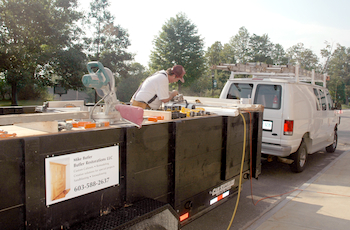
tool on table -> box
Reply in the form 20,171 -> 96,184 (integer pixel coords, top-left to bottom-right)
0,129 -> 17,138
82,62 -> 144,128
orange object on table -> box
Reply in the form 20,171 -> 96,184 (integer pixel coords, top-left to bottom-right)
84,123 -> 96,129
148,117 -> 158,122
0,133 -> 17,138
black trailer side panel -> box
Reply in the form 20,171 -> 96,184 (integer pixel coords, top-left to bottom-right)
125,123 -> 172,205
252,112 -> 263,178
224,112 -> 262,180
224,114 -> 250,180
23,128 -> 126,229
0,111 -> 262,229
0,139 -> 25,230
174,116 -> 223,208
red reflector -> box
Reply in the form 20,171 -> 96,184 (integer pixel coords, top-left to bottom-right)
284,120 -> 294,135
217,194 -> 223,201
180,212 -> 189,222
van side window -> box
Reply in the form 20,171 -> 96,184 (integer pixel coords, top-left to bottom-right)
254,84 -> 282,109
319,89 -> 327,110
313,88 -> 321,111
326,91 -> 333,110
226,83 -> 253,99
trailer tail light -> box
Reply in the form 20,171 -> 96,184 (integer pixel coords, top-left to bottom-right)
284,120 -> 294,135
180,212 -> 189,222
209,190 -> 230,205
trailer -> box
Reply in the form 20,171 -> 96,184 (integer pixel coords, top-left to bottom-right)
0,63 -> 263,229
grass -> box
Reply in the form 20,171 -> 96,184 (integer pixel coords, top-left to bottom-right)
0,100 -> 45,106
341,104 -> 350,109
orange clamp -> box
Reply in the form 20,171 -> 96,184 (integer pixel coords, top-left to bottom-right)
84,122 -> 96,129
0,133 -> 17,138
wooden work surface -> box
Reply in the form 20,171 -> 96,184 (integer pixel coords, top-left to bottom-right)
0,125 -> 49,138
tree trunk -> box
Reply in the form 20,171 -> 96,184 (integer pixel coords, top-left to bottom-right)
178,82 -> 182,92
11,83 -> 18,106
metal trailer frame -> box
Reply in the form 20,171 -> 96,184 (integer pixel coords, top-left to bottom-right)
0,112 -> 262,229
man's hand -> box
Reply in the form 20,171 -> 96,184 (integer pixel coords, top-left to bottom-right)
170,90 -> 178,99
161,90 -> 179,103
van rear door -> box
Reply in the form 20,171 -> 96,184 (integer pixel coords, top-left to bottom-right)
254,84 -> 283,145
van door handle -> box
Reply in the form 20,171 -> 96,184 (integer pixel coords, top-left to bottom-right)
272,133 -> 278,136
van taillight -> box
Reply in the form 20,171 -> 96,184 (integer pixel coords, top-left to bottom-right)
284,120 -> 294,135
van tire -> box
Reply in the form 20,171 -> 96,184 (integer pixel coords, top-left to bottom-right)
326,129 -> 338,153
290,141 -> 307,173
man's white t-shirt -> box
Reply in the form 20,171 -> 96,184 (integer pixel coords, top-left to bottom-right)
133,70 -> 169,109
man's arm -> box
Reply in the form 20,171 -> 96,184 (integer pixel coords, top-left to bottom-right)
161,90 -> 178,103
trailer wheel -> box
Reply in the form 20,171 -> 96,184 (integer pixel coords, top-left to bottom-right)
290,141 -> 307,173
326,129 -> 337,153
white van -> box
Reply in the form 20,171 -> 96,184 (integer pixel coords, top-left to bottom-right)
217,64 -> 339,172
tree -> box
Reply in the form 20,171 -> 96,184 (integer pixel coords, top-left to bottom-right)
149,13 -> 205,89
0,0 -> 83,105
205,41 -> 231,96
271,43 -> 288,65
286,43 -> 319,70
320,41 -> 334,73
50,46 -> 87,91
228,27 -> 250,63
84,0 -> 133,78
221,43 -> 236,64
206,41 -> 224,66
326,44 -> 350,104
248,33 -> 273,64
116,62 -> 148,102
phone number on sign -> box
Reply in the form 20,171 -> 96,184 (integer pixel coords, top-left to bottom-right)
74,178 -> 110,192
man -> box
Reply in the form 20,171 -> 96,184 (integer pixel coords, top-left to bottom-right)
131,65 -> 186,109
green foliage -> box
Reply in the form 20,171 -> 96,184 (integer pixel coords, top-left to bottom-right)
249,33 -> 273,64
206,42 -> 225,66
326,44 -> 350,104
0,73 -> 10,100
149,13 -> 206,87
228,27 -> 250,63
84,0 -> 133,78
51,46 -> 87,91
116,62 -> 148,102
0,0 -> 83,105
224,27 -> 285,65
286,43 -> 319,70
271,44 -> 289,65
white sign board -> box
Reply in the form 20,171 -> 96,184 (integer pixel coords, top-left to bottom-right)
45,145 -> 119,206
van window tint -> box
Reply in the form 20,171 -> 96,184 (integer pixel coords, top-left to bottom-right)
313,88 -> 321,111
326,91 -> 333,110
226,83 -> 253,99
319,89 -> 327,110
254,84 -> 282,109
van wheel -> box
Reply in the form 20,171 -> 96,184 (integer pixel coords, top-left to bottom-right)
326,129 -> 337,153
290,141 -> 307,173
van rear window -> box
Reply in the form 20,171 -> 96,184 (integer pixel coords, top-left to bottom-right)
254,84 -> 282,109
226,83 -> 253,99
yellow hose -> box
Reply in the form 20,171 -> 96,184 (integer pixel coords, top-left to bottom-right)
226,113 -> 246,230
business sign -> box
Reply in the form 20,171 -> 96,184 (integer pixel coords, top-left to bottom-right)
45,145 -> 119,206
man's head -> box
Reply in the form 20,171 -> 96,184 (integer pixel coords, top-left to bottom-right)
168,65 -> 186,83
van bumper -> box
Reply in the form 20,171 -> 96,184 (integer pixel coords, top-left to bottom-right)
261,143 -> 292,157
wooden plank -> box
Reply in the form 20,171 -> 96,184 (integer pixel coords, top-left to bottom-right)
15,121 -> 58,133
0,125 -> 48,137
0,111 -> 89,125
143,110 -> 172,121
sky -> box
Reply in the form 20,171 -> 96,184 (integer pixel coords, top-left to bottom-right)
80,0 -> 350,67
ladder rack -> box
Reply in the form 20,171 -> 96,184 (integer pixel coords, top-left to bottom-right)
211,63 -> 327,86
